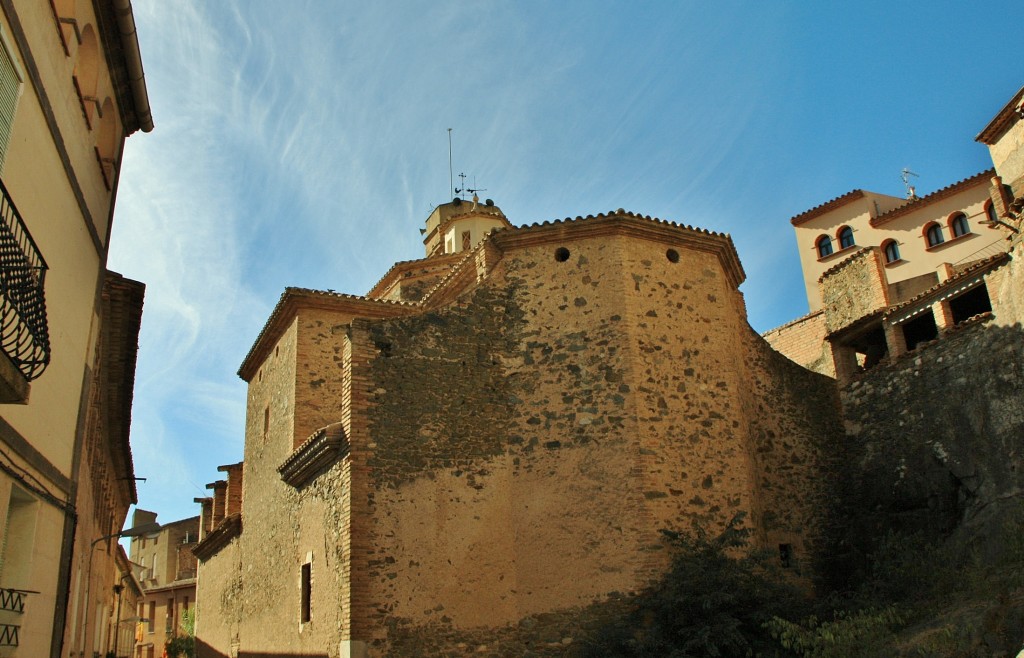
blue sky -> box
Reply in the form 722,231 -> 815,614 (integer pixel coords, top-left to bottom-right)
108,0 -> 1022,525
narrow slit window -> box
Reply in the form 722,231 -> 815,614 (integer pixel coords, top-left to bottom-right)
300,562 -> 311,623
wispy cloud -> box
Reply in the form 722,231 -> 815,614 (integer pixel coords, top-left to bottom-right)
109,0 -> 1022,522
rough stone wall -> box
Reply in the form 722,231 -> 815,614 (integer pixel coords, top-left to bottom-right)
835,245 -> 1024,549
739,330 -> 841,564
294,310 -> 354,448
194,535 -> 243,658
820,248 -> 889,333
837,315 -> 1024,542
762,311 -> 834,376
199,319 -> 301,656
196,228 -> 842,658
347,233 -> 836,655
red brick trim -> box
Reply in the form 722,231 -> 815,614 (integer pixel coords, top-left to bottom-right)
278,423 -> 348,488
192,514 -> 241,562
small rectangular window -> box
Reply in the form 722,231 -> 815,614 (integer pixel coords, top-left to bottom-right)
148,601 -> 155,632
300,562 -> 311,623
165,597 -> 173,633
779,543 -> 793,568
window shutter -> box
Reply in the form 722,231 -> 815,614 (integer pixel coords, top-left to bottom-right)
0,35 -> 22,168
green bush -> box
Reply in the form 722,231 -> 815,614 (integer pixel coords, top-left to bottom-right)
582,513 -> 807,657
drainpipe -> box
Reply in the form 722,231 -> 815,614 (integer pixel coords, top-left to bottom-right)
111,0 -> 154,133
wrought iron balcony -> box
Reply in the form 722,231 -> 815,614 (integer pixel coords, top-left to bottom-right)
0,588 -> 26,613
0,587 -> 31,649
0,178 -> 49,381
0,623 -> 17,647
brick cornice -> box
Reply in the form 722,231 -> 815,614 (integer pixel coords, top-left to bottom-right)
192,513 -> 241,562
278,423 -> 348,489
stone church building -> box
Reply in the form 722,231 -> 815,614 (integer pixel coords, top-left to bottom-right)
191,85 -> 1024,657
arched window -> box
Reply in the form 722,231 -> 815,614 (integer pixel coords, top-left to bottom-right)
816,235 -> 833,258
925,223 -> 944,248
882,240 -> 900,263
949,212 -> 970,238
985,201 -> 999,225
838,226 -> 855,249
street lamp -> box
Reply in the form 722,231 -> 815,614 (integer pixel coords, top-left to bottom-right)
81,522 -> 161,656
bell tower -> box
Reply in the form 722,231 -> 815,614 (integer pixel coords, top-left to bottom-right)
422,195 -> 512,258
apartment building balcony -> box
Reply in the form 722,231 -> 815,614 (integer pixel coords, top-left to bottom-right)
0,178 -> 49,402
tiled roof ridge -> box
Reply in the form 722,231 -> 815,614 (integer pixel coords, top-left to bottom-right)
366,254 -> 460,299
281,286 -> 414,306
883,252 -> 1010,315
761,309 -> 824,336
816,247 -> 875,283
976,86 -> 1024,145
518,208 -> 732,239
416,237 -> 489,306
790,190 -> 866,226
870,169 -> 994,227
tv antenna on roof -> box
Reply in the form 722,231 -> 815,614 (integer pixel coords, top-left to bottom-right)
467,174 -> 486,197
447,129 -> 454,199
900,168 -> 919,200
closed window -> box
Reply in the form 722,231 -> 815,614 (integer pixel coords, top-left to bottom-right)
883,240 -> 900,263
0,27 -> 24,169
816,235 -> 833,258
838,226 -> 855,249
925,223 -> 944,247
985,201 -> 999,225
950,213 -> 970,238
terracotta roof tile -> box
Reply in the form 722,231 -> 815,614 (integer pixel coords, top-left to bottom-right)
976,86 -> 1024,145
790,190 -> 866,226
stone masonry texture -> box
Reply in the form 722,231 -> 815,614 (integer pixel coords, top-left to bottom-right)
194,216 -> 846,658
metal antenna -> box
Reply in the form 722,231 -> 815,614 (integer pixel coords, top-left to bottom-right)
447,128 -> 454,199
455,172 -> 467,199
900,168 -> 919,200
467,175 -> 486,196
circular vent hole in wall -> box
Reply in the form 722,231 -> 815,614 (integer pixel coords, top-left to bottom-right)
666,248 -> 680,263
555,247 -> 570,262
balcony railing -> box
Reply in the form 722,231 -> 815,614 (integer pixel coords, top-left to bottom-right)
0,587 -> 33,648
0,178 -> 49,380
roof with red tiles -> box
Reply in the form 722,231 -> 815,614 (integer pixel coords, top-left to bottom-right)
869,170 -> 994,227
976,86 -> 1024,145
